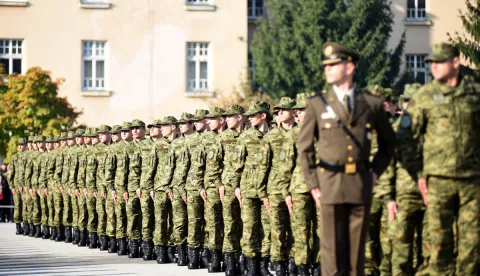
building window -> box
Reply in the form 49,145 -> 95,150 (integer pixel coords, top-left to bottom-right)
248,0 -> 265,19
187,42 -> 210,92
82,41 -> 106,91
407,0 -> 426,20
406,54 -> 428,84
0,39 -> 23,75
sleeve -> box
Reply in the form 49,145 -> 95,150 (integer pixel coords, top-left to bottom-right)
104,152 -> 116,191
298,100 -> 320,191
141,147 -> 156,192
54,153 -> 63,186
256,139 -> 271,199
172,147 -> 189,196
24,159 -> 33,189
69,153 -> 79,189
371,103 -> 396,178
282,137 -> 296,198
232,141 -> 246,190
407,96 -> 426,179
77,155 -> 87,189
376,155 -> 396,202
38,158 -> 48,189
86,156 -> 98,191
7,155 -> 15,188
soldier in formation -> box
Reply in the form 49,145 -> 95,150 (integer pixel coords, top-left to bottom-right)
6,42 -> 480,276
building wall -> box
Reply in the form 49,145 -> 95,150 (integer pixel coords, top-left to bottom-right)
0,0 -> 248,126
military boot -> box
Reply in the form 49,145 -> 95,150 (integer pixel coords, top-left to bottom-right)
89,232 -> 98,249
224,252 -> 236,276
246,256 -> 259,276
72,228 -> 79,245
208,250 -> 222,273
188,247 -> 200,269
50,227 -> 56,241
34,225 -> 42,238
100,236 -> 109,251
297,265 -> 310,276
55,226 -> 64,242
143,239 -> 154,261
129,239 -> 140,258
167,246 -> 178,263
156,245 -> 169,264
108,237 -> 118,253
15,223 -> 22,235
238,253 -> 247,276
64,226 -> 72,243
117,237 -> 127,255
78,230 -> 87,247
288,258 -> 297,276
260,257 -> 273,276
311,263 -> 321,276
23,222 -> 29,236
177,244 -> 188,266
275,261 -> 287,276
42,226 -> 50,239
201,248 -> 211,269
29,224 -> 35,237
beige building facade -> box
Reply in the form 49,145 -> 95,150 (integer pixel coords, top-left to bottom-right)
0,0 -> 469,126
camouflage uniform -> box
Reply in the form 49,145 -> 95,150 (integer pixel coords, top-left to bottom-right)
68,129 -> 84,239
85,128 -> 99,239
61,132 -> 75,231
138,136 -> 155,247
21,141 -> 33,232
45,137 -> 57,233
53,133 -> 67,233
7,139 -> 26,226
407,43 -> 480,276
37,138 -> 50,232
94,126 -> 111,244
104,125 -> 122,242
29,138 -> 43,228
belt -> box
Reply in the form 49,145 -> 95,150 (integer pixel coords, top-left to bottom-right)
319,160 -> 370,174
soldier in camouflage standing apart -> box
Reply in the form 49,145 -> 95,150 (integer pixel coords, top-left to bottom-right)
151,116 -> 177,264
264,97 -> 297,276
235,101 -> 273,276
406,43 -> 480,275
202,107 -> 227,273
53,132 -> 67,241
104,125 -> 122,253
69,129 -> 85,245
284,93 -> 320,276
220,104 -> 245,276
8,138 -> 27,235
390,83 -> 429,275
171,113 -> 194,266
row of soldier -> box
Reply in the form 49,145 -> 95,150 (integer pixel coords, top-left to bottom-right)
6,84 -> 427,276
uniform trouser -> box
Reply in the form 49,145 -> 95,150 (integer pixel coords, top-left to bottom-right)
291,193 -> 316,265
365,197 -> 391,275
241,198 -> 270,258
71,192 -> 79,229
47,188 -> 54,227
77,191 -> 88,231
22,191 -> 30,224
126,192 -> 141,240
187,192 -> 204,248
31,190 -> 41,225
106,191 -> 117,237
97,191 -> 107,236
392,197 -> 428,276
172,194 -> 187,245
13,189 -> 23,223
269,194 -> 289,262
222,193 -> 242,253
204,188 -> 224,251
53,189 -> 63,227
426,176 -> 480,275
140,192 -> 154,240
115,192 -> 127,239
86,190 -> 97,233
62,191 -> 72,227
40,189 -> 48,226
321,203 -> 370,276
154,191 -> 172,246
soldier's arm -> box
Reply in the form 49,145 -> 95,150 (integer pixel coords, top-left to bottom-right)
256,140 -> 271,199
231,141 -> 246,190
86,157 -> 97,191
104,152 -> 116,191
54,154 -> 63,187
377,155 -> 396,202
173,147 -> 189,196
77,155 -> 87,190
24,159 -> 33,189
407,96 -> 426,179
7,155 -> 15,189
127,151 -> 141,192
69,154 -> 79,189
38,159 -> 47,189
141,147 -> 156,192
282,138 -> 296,198
298,100 -> 320,191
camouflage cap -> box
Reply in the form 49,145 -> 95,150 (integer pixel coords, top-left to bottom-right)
322,42 -> 360,65
17,137 -> 27,145
160,116 -> 178,125
110,125 -> 122,134
67,131 -> 76,139
426,42 -> 460,63
205,107 -> 225,118
120,121 -> 132,131
74,128 -> 85,137
223,104 -> 245,116
59,132 -> 68,140
274,97 -> 296,110
45,135 -> 54,143
244,101 -> 271,117
89,127 -> 100,136
147,119 -> 163,128
28,135 -> 35,143
177,112 -> 195,124
402,83 -> 422,100
130,119 -> 145,128
97,124 -> 112,134
192,109 -> 209,121
83,128 -> 92,137
35,135 -> 46,142
53,135 -> 60,143
370,85 -> 396,102
293,93 -> 308,109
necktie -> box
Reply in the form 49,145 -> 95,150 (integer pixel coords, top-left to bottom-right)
343,94 -> 352,115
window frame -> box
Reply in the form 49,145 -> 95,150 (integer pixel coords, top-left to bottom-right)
186,42 -> 211,93
406,54 -> 428,84
186,0 -> 212,5
248,0 -> 265,20
81,40 -> 107,92
0,39 -> 24,75
407,0 -> 427,21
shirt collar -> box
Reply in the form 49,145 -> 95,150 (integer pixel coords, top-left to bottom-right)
333,85 -> 354,102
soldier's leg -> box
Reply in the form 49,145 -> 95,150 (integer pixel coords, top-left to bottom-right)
456,177 -> 480,275
106,191 -> 116,239
22,191 -> 31,234
312,203 -> 322,270
53,189 -> 63,228
364,197 -> 382,274
71,193 -> 79,230
140,193 -> 154,240
415,206 -> 429,275
126,192 -> 141,238
222,194 -> 241,253
154,192 -> 171,247
379,202 -> 393,276
205,188 -> 223,251
62,192 -> 72,227
32,191 -> 41,226
96,193 -> 107,236
39,191 -> 48,236
86,190 -> 97,234
47,188 -> 54,228
172,194 -> 187,246
115,194 -> 127,239
77,193 -> 87,232
291,193 -> 314,266
13,189 -> 23,224
187,192 -> 204,249
269,194 -> 288,265
241,198 -> 262,258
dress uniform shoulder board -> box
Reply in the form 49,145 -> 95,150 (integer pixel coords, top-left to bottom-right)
308,90 -> 325,99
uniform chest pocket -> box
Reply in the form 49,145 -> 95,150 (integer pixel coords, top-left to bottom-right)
319,119 -> 339,145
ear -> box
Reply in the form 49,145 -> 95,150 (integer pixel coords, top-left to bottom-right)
171,125 -> 176,130
346,62 -> 356,75
452,57 -> 461,70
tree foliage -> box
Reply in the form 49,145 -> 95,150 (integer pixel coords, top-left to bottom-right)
251,0 -> 405,99
0,67 -> 81,160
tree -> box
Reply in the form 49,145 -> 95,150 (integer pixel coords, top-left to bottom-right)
0,67 -> 81,161
251,0 -> 405,99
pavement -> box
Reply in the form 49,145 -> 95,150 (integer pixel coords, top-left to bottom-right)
0,223 -> 212,276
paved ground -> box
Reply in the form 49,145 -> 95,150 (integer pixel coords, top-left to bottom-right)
0,223 -> 212,276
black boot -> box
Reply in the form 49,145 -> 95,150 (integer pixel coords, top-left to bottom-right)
288,258 -> 297,276
89,232 -> 98,249
78,230 -> 87,247
239,254 -> 247,276
29,224 -> 35,237
55,226 -> 64,242
201,248 -> 211,269
297,264 -> 310,276
311,263 -> 321,276
72,228 -> 79,244
177,244 -> 188,266
143,239 -> 154,261
188,247 -> 200,269
108,237 -> 117,253
100,236 -> 109,251
15,223 -> 22,235
118,237 -> 127,255
156,245 -> 169,264
224,252 -> 236,276
50,227 -> 56,240
275,261 -> 287,276
64,226 -> 72,243
42,226 -> 50,239
167,246 -> 178,263
128,239 -> 140,258
23,222 -> 29,236
260,257 -> 273,276
247,257 -> 259,276
34,225 -> 42,238
208,250 -> 222,273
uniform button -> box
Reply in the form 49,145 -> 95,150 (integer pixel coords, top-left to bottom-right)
319,168 -> 325,173
348,157 -> 353,162
366,123 -> 371,129
347,125 -> 352,129
347,145 -> 353,151
346,136 -> 350,140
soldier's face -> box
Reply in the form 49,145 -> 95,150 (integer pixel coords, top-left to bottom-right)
75,136 -> 84,145
161,125 -> 175,137
32,143 -> 38,150
54,142 -> 60,149
67,139 -> 75,146
207,117 -> 221,131
99,133 -> 110,143
37,142 -> 45,149
296,109 -> 306,124
226,114 -> 242,129
92,137 -> 100,144
402,100 -> 409,111
132,127 -> 145,139
112,133 -> 121,143
431,57 -> 460,82
27,143 -> 32,150
121,130 -> 132,141
194,120 -> 206,132
179,123 -> 193,134
325,61 -> 354,85
248,113 -> 266,127
84,137 -> 91,144
150,126 -> 161,138
60,140 -> 67,147
277,109 -> 294,123
18,144 -> 26,152
46,142 -> 53,150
